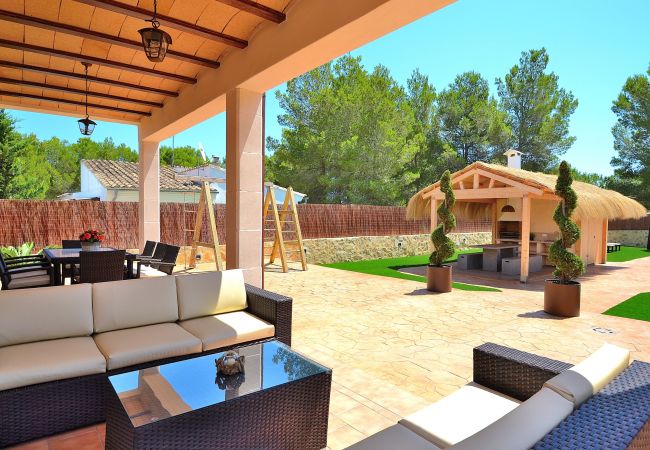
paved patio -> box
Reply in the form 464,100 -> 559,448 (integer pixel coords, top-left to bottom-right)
10,256 -> 650,449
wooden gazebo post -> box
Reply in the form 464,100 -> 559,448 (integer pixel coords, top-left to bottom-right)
520,194 -> 531,283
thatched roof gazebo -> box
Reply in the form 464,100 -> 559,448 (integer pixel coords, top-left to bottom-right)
407,160 -> 647,282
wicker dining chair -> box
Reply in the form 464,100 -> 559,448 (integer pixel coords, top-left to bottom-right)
61,240 -> 82,282
78,250 -> 126,284
61,240 -> 82,249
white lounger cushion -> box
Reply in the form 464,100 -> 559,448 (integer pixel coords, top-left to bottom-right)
93,323 -> 202,370
179,311 -> 275,351
451,387 -> 573,450
543,343 -> 630,407
175,270 -> 247,320
0,337 -> 106,391
399,383 -> 520,448
347,424 -> 442,450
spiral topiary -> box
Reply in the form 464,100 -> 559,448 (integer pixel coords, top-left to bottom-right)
548,161 -> 585,283
429,170 -> 456,266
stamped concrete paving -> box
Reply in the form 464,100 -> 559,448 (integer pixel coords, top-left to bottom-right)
11,257 -> 650,450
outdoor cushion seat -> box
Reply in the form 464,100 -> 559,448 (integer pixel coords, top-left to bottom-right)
0,337 -> 106,391
93,323 -> 202,370
5,274 -> 52,289
175,270 -> 248,320
451,387 -> 573,450
399,382 -> 520,448
179,311 -> 275,351
7,268 -> 49,279
543,343 -> 630,407
137,265 -> 167,278
347,424 -> 442,450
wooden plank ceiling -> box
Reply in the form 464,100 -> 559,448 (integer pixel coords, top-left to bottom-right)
0,0 -> 289,123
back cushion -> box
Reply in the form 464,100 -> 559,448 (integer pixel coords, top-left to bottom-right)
0,284 -> 93,347
93,276 -> 179,333
176,270 -> 247,320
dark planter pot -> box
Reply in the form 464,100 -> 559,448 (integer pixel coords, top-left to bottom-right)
544,279 -> 581,317
427,265 -> 452,293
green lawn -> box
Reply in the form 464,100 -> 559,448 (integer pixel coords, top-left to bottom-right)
322,249 -> 501,292
607,246 -> 650,263
604,292 -> 650,322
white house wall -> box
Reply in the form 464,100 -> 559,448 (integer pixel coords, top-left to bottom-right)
80,163 -> 108,200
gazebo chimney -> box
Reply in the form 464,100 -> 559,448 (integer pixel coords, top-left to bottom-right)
504,149 -> 522,169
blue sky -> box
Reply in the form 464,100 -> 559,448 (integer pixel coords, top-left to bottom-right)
8,0 -> 650,175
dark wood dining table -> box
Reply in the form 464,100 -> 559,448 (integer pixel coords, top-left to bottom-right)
43,247 -> 138,286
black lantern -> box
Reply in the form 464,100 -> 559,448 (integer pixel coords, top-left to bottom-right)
77,62 -> 96,136
138,0 -> 172,62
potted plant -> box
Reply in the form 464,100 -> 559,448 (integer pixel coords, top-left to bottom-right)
427,170 -> 456,293
79,229 -> 105,251
544,161 -> 585,317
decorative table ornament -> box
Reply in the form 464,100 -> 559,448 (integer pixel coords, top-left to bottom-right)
79,229 -> 105,251
215,351 -> 245,376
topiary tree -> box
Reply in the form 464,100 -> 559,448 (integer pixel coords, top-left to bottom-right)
548,161 -> 585,283
429,170 -> 456,266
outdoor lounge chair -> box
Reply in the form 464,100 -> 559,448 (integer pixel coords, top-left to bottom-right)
77,250 -> 126,284
138,242 -> 167,266
149,244 -> 180,275
0,255 -> 53,290
137,240 -> 157,259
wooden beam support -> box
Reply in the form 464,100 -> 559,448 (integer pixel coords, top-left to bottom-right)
0,38 -> 196,84
458,181 -> 465,190
431,187 -> 525,200
491,201 -> 498,244
215,0 -> 286,23
475,168 -> 544,196
73,0 -> 248,48
599,219 -> 608,264
0,76 -> 163,108
520,194 -> 531,283
488,178 -> 495,188
0,10 -> 219,68
0,60 -> 178,97
0,89 -> 151,116
430,198 -> 438,253
473,173 -> 479,189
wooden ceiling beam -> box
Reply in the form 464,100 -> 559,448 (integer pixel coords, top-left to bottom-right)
73,0 -> 248,48
0,89 -> 151,116
0,60 -> 178,97
214,0 -> 285,23
0,38 -> 196,84
0,10 -> 220,69
0,76 -> 164,108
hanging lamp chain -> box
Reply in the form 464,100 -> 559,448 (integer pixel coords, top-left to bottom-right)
145,0 -> 161,29
84,63 -> 89,118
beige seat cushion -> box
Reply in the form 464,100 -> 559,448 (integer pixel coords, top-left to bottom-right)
93,323 -> 202,370
179,311 -> 275,351
0,284 -> 93,347
175,270 -> 247,320
544,343 -> 630,407
0,337 -> 106,391
8,269 -> 48,279
347,424 -> 442,450
92,276 -> 178,333
400,383 -> 520,448
7,274 -> 52,289
139,266 -> 168,278
451,387 -> 573,450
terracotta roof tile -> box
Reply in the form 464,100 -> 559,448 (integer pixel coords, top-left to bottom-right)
82,160 -> 202,191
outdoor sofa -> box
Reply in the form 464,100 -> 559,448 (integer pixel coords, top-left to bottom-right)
348,342 -> 650,450
0,270 -> 292,447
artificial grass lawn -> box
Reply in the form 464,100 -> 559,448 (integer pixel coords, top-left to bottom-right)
604,292 -> 650,323
322,249 -> 501,292
607,246 -> 650,263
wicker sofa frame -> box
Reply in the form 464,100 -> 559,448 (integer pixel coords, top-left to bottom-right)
473,343 -> 650,449
0,284 -> 292,448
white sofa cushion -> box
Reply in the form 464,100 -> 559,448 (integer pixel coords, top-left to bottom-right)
543,343 -> 629,407
451,387 -> 574,450
347,424 -> 442,450
0,337 -> 106,391
0,284 -> 93,347
93,323 -> 202,370
399,383 -> 520,448
92,276 -> 179,333
175,270 -> 247,320
179,311 -> 275,351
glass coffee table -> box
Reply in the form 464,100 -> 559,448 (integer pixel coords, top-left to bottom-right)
105,341 -> 332,449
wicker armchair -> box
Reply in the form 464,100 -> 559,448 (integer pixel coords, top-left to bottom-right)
78,250 -> 126,284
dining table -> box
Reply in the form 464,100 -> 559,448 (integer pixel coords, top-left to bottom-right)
43,247 -> 138,286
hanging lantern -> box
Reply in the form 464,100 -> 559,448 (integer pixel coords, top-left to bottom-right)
139,0 -> 172,62
77,62 -> 96,136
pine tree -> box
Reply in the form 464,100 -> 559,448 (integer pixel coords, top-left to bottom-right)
429,170 -> 456,266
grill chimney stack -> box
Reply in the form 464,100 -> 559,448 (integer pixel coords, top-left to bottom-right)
504,149 -> 522,169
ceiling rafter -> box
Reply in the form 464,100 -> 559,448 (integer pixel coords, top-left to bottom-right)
214,0 -> 285,23
0,38 -> 197,84
0,89 -> 152,116
0,10 -> 220,69
0,76 -> 164,108
72,0 -> 248,48
0,60 -> 178,97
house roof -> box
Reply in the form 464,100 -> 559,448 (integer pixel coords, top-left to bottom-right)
407,161 -> 647,221
83,159 -> 202,192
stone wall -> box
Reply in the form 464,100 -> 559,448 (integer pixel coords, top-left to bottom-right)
302,232 -> 492,264
608,230 -> 649,248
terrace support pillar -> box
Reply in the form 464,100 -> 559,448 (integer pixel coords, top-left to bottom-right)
138,138 -> 160,250
599,219 -> 608,264
226,88 -> 264,287
520,194 -> 531,283
429,198 -> 438,252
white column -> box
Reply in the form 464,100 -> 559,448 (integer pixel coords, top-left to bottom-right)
226,88 -> 264,286
138,135 -> 160,250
